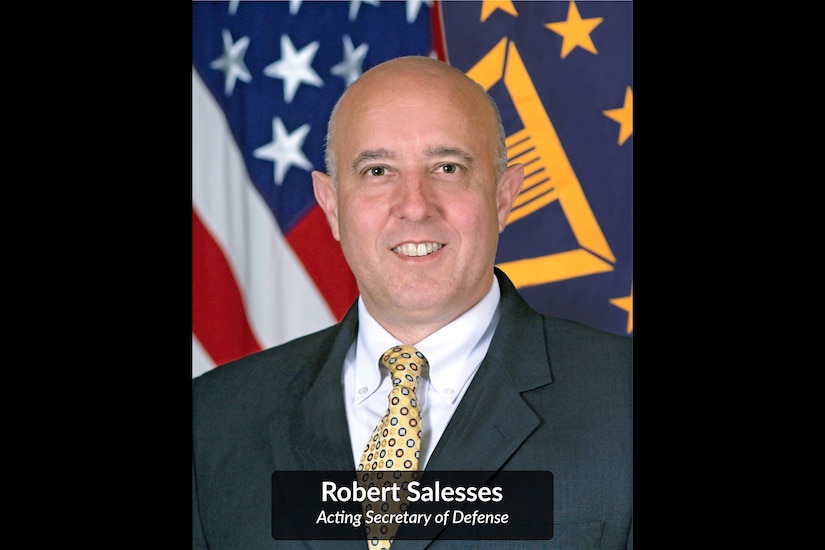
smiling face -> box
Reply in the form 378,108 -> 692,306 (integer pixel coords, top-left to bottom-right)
313,57 -> 523,342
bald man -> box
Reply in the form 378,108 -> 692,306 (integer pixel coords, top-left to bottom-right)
193,56 -> 632,550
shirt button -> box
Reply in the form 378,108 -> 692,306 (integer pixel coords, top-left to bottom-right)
358,386 -> 368,395
444,388 -> 455,396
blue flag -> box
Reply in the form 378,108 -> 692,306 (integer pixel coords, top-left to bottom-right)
440,0 -> 633,336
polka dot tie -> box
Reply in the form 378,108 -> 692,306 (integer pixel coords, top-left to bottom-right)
357,345 -> 426,549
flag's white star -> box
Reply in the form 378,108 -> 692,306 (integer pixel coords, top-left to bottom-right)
331,35 -> 369,87
349,0 -> 380,22
289,0 -> 303,15
210,29 -> 252,96
406,0 -> 432,24
228,0 -> 239,15
253,117 -> 313,185
263,35 -> 323,104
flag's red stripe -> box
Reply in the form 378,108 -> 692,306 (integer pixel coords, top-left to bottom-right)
431,0 -> 447,62
192,208 -> 263,366
286,205 -> 358,321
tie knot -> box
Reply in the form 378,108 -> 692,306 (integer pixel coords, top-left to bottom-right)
380,345 -> 427,390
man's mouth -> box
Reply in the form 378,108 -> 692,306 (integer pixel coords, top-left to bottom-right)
392,242 -> 444,257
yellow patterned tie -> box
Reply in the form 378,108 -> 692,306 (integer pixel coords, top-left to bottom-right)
357,345 -> 426,549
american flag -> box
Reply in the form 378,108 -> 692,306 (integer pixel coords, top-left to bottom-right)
192,0 -> 632,377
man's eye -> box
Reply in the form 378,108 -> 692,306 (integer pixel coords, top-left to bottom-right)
369,167 -> 385,177
440,164 -> 458,174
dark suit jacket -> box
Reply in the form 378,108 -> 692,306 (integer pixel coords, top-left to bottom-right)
193,269 -> 632,549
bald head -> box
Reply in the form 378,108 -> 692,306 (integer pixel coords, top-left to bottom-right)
324,56 -> 507,184
311,55 -> 525,342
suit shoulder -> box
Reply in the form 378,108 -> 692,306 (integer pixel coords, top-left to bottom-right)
543,315 -> 631,342
192,323 -> 341,391
540,317 -> 632,411
542,316 -> 632,362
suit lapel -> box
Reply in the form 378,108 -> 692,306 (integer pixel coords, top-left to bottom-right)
393,356 -> 545,550
424,357 -> 543,472
392,270 -> 553,550
426,268 -> 552,472
285,304 -> 360,472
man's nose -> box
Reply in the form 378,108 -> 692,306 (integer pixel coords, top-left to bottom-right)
392,173 -> 435,221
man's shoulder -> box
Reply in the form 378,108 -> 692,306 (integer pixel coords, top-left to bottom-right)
496,268 -> 631,356
539,316 -> 632,380
193,322 -> 342,391
543,316 -> 632,347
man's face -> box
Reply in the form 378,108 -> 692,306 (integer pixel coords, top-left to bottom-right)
314,64 -> 522,332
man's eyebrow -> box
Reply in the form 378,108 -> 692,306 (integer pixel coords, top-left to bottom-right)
350,149 -> 398,173
349,146 -> 474,174
424,146 -> 474,166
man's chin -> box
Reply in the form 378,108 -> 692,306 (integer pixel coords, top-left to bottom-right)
386,285 -> 465,318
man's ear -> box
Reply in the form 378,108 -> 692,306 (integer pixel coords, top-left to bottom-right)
496,164 -> 525,232
312,170 -> 341,241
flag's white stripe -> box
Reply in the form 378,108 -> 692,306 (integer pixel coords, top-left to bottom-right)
192,68 -> 336,366
192,333 -> 214,378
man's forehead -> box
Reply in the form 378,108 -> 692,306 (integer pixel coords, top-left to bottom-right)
339,69 -> 482,119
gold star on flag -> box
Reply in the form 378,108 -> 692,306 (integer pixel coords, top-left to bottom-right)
603,86 -> 633,146
480,0 -> 518,23
544,0 -> 603,59
609,285 -> 633,335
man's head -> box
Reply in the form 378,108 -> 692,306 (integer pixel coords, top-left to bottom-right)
312,56 -> 524,342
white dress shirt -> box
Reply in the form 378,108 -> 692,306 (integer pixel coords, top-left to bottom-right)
342,278 -> 502,469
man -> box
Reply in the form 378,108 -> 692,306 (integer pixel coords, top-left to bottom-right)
192,56 -> 632,549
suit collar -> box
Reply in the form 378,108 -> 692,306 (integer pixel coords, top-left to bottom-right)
425,268 -> 553,471
486,267 -> 553,390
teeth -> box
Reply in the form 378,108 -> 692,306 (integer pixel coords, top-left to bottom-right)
392,242 -> 443,257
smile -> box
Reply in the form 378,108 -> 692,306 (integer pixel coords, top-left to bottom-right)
392,242 -> 444,257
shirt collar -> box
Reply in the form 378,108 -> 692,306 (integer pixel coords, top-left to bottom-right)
353,278 -> 501,403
